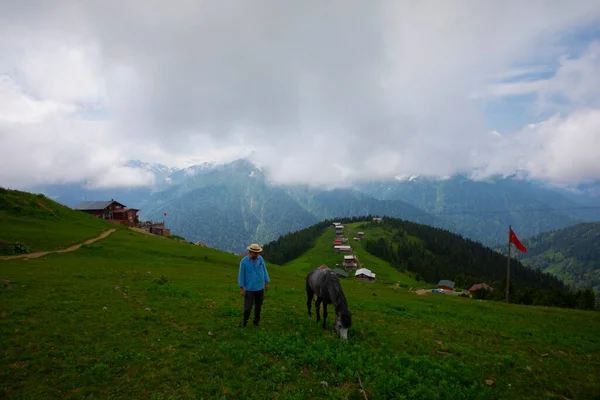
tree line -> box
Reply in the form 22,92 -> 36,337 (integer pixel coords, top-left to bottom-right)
362,218 -> 596,310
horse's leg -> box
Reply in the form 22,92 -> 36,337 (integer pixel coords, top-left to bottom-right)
306,284 -> 314,317
315,297 -> 322,323
322,302 -> 328,330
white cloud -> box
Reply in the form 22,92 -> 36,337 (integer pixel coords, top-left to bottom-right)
0,76 -> 74,123
1,0 -> 600,189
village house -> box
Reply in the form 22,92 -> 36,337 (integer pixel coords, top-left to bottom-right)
372,217 -> 383,223
437,280 -> 456,291
343,255 -> 358,269
333,240 -> 343,246
469,283 -> 493,293
333,268 -> 349,278
357,232 -> 365,239
137,221 -> 171,237
355,268 -> 376,282
195,241 -> 207,247
353,237 -> 360,242
334,245 -> 352,254
335,225 -> 344,235
73,199 -> 139,227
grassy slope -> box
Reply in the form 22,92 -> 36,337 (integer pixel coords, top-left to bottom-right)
284,222 -> 428,289
0,188 -> 118,252
1,206 -> 599,398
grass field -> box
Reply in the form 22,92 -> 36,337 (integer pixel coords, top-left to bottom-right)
0,188 -> 118,253
1,192 -> 599,399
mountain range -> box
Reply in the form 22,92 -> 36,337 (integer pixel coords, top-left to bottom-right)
26,157 -> 600,255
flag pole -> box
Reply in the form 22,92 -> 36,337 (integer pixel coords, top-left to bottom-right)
506,224 -> 511,303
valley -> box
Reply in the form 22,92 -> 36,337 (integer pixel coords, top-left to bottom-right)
1,188 -> 599,399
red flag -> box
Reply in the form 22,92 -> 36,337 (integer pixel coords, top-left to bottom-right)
164,212 -> 167,217
509,228 -> 527,252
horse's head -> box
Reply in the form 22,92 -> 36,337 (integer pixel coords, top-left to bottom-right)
334,310 -> 352,340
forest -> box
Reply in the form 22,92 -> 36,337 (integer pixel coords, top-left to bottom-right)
361,218 -> 596,310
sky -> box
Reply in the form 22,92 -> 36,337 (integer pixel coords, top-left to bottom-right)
1,0 -> 600,189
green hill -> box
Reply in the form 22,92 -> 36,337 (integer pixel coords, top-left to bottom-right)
1,192 -> 599,399
0,188 -> 119,255
264,216 -> 597,310
515,222 -> 600,294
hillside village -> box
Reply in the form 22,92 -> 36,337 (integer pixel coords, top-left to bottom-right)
330,221 -> 377,282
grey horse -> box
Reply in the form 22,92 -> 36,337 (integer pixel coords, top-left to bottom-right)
306,265 -> 352,340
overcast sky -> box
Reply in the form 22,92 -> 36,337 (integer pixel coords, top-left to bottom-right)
1,0 -> 600,189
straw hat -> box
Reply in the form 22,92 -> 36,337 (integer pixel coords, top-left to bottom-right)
247,243 -> 263,253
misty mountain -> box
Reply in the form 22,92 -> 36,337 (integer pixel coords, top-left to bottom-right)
356,175 -> 600,247
25,157 -> 599,254
138,159 -> 446,253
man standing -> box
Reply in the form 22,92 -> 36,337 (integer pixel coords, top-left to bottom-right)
238,243 -> 270,327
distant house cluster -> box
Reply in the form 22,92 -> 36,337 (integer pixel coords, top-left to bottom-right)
73,199 -> 171,237
330,222 -> 376,282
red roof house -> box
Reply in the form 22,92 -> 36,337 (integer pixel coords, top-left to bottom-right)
469,283 -> 494,293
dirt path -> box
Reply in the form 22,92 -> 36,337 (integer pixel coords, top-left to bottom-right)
0,229 -> 116,261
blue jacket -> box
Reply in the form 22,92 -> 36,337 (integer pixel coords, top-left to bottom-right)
238,255 -> 270,291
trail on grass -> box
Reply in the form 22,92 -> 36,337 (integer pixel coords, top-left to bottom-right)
0,228 -> 116,261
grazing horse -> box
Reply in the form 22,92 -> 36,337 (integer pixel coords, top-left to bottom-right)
306,265 -> 352,340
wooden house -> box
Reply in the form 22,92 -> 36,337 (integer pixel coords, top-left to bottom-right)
73,199 -> 139,227
372,217 -> 383,223
335,225 -> 344,234
334,245 -> 352,254
333,240 -> 343,246
343,255 -> 358,269
469,283 -> 493,293
355,268 -> 376,282
357,232 -> 365,238
137,221 -> 171,237
333,268 -> 349,278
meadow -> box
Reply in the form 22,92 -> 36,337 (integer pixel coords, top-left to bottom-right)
1,191 -> 599,399
0,188 -> 117,253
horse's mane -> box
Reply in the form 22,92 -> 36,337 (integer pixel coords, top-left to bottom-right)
324,270 -> 349,311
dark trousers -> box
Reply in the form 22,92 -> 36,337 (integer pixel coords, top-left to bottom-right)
243,290 -> 264,325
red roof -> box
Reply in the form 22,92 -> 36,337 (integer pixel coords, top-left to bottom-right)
333,241 -> 343,245
469,283 -> 493,292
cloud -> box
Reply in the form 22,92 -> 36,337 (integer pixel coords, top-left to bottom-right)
1,0 -> 600,189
